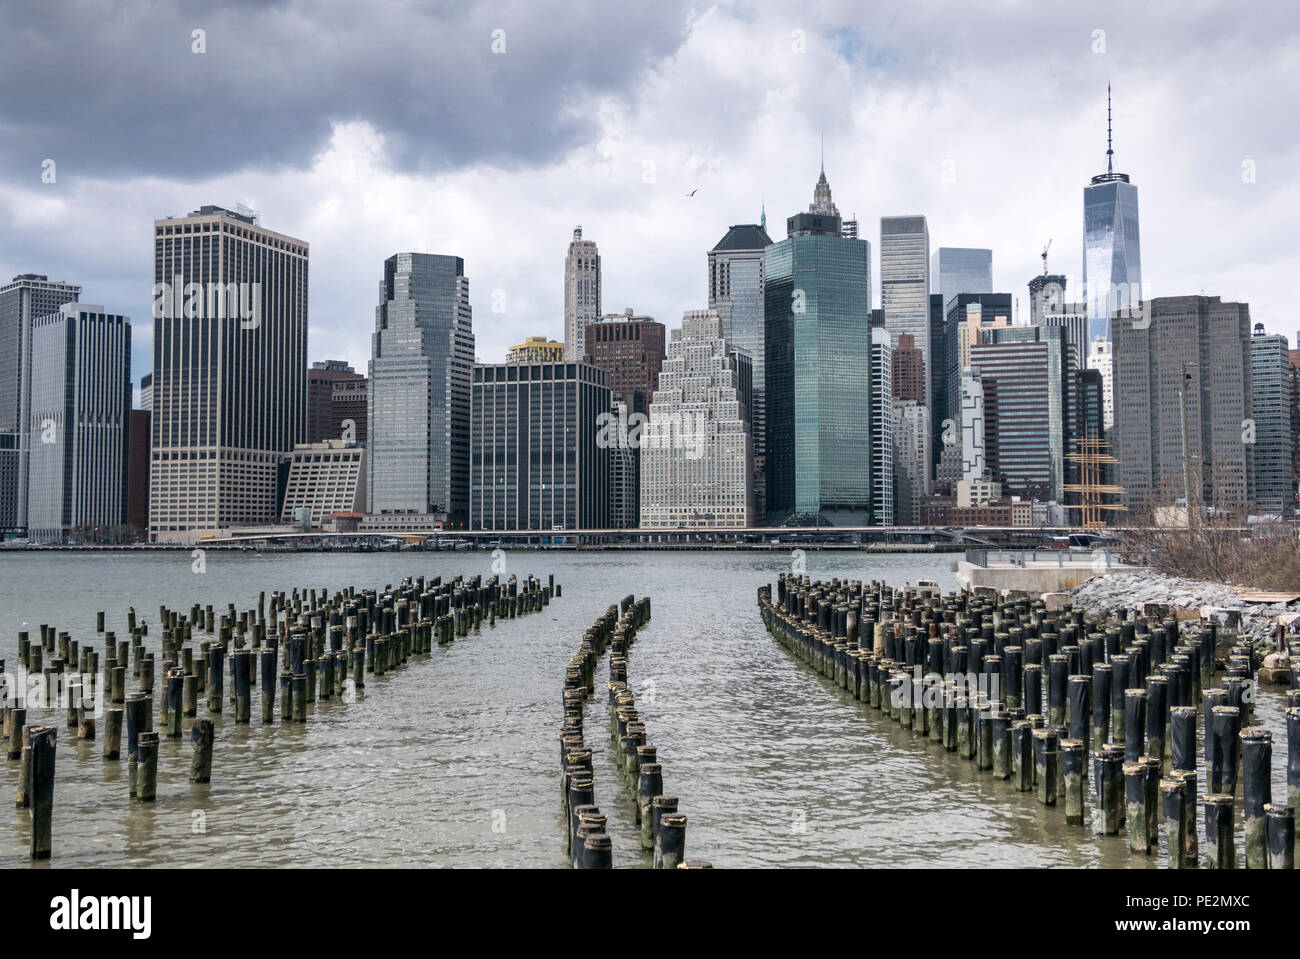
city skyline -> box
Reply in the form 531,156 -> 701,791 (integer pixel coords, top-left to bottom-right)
2,4 -> 1296,394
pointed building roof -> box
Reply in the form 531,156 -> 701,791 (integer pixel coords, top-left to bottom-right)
711,223 -> 773,252
809,166 -> 839,216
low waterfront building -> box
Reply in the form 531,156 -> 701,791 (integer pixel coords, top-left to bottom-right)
280,440 -> 366,529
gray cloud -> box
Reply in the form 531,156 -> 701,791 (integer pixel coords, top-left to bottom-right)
0,0 -> 692,182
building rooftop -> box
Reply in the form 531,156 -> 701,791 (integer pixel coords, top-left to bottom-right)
711,224 -> 773,252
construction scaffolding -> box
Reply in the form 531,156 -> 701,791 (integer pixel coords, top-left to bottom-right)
1064,434 -> 1127,530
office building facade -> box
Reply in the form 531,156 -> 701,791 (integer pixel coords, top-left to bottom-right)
1250,328 -> 1293,516
869,327 -> 894,525
892,399 -> 931,525
470,360 -> 609,530
708,222 -> 772,522
931,247 -> 992,316
564,227 -> 601,362
1113,295 -> 1253,513
27,304 -> 132,543
765,169 -> 873,525
368,252 -> 474,528
0,273 -> 82,531
150,206 -> 308,541
640,310 -> 752,529
971,324 -> 1076,502
307,360 -> 367,444
280,440 -> 367,528
881,216 -> 931,408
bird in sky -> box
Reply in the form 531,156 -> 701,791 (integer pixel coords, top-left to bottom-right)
686,188 -> 698,197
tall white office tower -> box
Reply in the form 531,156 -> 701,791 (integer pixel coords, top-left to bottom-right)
564,227 -> 602,362
639,310 -> 753,529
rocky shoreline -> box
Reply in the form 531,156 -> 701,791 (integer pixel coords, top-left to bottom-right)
1069,571 -> 1297,679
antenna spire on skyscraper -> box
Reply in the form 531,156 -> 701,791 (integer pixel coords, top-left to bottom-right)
1106,83 -> 1114,175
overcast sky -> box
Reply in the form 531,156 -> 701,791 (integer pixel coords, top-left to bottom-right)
2,0 -> 1297,393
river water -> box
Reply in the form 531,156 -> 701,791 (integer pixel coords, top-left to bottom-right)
0,549 -> 1289,868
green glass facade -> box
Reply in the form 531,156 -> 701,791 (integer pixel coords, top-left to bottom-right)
764,234 -> 873,525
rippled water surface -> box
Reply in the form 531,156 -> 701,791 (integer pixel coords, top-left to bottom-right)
0,550 -> 1289,868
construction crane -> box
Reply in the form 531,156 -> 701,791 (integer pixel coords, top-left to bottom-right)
1040,239 -> 1052,275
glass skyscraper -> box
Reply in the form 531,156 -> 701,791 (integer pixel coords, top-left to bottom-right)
1083,87 -> 1141,343
882,217 -> 931,408
764,168 -> 873,525
1250,328 -> 1293,516
931,247 -> 992,316
368,253 -> 475,527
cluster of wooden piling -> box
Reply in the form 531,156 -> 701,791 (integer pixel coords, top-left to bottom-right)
2,571 -> 560,860
759,574 -> 1298,869
561,595 -> 706,869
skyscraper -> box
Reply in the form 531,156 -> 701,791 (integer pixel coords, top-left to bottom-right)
1113,295 -> 1252,513
0,273 -> 81,531
26,303 -> 131,543
368,252 -> 475,527
584,309 -> 666,528
892,333 -> 925,402
1250,327 -> 1292,516
564,227 -> 601,362
307,360 -> 367,444
1028,273 -> 1088,374
869,327 -> 894,525
765,167 -> 873,526
1083,86 -> 1142,343
708,221 -> 771,522
892,400 -> 930,525
583,310 -> 667,404
470,361 -> 609,530
1087,337 -> 1115,432
881,216 -> 931,407
944,292 -> 1012,430
639,310 -> 752,529
972,324 -> 1078,502
149,206 -> 308,541
931,247 -> 992,316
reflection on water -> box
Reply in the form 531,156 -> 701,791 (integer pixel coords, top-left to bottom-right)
0,550 -> 1286,868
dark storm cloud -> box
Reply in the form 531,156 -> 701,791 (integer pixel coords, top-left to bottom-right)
0,0 -> 692,182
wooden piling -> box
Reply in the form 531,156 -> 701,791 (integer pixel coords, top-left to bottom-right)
189,718 -> 214,784
29,725 -> 56,859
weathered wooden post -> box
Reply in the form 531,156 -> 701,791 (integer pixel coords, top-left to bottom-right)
233,649 -> 252,722
124,692 -> 147,797
29,725 -> 56,859
261,648 -> 277,723
165,668 -> 184,738
1124,761 -> 1151,854
207,644 -> 224,713
190,718 -> 214,784
1033,728 -> 1058,806
1266,804 -> 1294,870
1241,727 -> 1272,869
1203,794 -> 1235,869
103,707 -> 123,760
136,730 -> 160,802
657,813 -> 687,869
1161,777 -> 1189,869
